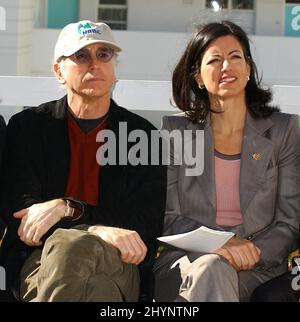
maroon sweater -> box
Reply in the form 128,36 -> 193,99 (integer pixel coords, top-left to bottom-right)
65,113 -> 107,206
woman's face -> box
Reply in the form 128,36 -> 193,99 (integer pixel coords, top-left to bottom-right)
197,35 -> 250,101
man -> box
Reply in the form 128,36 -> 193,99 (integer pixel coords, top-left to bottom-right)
0,21 -> 166,302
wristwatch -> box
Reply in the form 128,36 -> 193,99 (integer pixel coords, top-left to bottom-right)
63,199 -> 75,219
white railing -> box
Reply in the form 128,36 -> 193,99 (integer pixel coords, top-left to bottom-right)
0,76 -> 299,127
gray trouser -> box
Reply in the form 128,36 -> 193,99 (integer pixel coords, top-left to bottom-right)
20,228 -> 140,302
154,252 -> 275,302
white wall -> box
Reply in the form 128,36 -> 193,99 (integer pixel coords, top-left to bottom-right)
0,0 -> 34,76
31,29 -> 300,86
78,0 -> 283,36
250,35 -> 300,85
0,77 -> 299,127
128,0 -> 255,34
79,0 -> 98,22
0,0 -> 35,118
128,0 -> 205,33
255,0 -> 285,36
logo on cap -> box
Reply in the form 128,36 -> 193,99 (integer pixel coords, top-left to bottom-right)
78,22 -> 102,36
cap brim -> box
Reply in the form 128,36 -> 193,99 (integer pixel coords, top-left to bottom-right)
58,39 -> 122,60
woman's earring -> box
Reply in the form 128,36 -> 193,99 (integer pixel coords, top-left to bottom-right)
247,75 -> 250,81
198,83 -> 205,90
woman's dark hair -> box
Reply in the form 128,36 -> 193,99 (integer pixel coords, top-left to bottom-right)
172,21 -> 279,123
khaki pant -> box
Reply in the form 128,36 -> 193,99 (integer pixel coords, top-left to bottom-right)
154,252 -> 275,302
20,228 -> 139,302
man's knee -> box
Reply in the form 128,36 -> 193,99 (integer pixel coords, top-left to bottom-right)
42,228 -> 121,275
44,228 -> 98,257
41,228 -> 116,272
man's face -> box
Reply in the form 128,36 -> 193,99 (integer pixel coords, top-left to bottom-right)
54,43 -> 116,100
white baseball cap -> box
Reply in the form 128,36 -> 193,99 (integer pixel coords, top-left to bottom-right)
54,20 -> 122,62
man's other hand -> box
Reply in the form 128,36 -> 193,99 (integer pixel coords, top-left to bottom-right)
88,225 -> 148,265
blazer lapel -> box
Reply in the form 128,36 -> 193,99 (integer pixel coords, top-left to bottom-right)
186,118 -> 216,213
240,113 -> 274,214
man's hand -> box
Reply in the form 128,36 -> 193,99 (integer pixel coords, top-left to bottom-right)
213,236 -> 261,272
14,199 -> 66,246
88,226 -> 147,265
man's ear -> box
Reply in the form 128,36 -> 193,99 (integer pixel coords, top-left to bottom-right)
53,62 -> 66,85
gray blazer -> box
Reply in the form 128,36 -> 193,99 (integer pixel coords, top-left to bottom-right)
158,111 -> 300,273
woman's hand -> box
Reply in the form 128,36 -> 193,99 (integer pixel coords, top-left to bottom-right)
88,225 -> 148,265
14,199 -> 66,246
213,236 -> 261,272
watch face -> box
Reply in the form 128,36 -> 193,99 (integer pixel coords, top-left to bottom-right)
63,199 -> 83,220
64,200 -> 74,218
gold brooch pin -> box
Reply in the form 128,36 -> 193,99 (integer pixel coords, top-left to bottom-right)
252,153 -> 262,161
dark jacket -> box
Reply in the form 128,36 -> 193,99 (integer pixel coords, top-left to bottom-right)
0,115 -> 6,241
0,96 -> 167,298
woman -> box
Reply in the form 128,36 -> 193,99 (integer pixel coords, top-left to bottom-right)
154,21 -> 300,302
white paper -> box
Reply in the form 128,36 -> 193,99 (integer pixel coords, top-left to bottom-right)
157,226 -> 235,252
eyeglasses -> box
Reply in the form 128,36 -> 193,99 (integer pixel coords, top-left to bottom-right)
70,47 -> 116,64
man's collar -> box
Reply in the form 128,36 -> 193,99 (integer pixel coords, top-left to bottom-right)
52,96 -> 120,127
